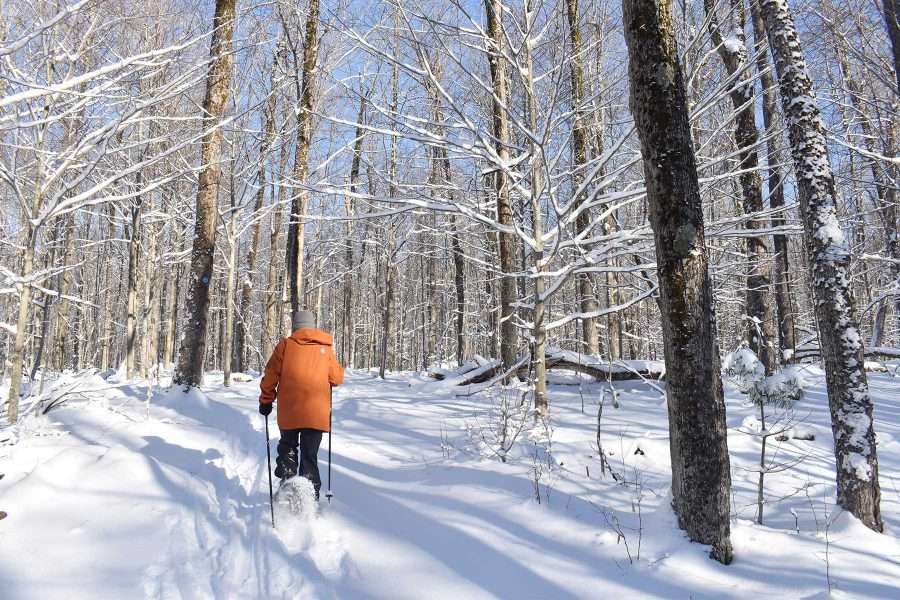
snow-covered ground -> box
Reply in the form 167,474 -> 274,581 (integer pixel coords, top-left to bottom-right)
1,366 -> 899,599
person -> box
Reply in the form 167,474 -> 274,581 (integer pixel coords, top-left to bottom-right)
259,309 -> 344,500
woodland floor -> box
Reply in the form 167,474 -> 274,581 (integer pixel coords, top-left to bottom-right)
1,364 -> 899,599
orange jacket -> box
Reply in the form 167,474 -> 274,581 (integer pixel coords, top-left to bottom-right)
259,328 -> 344,431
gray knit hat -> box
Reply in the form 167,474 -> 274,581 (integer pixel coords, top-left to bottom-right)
292,309 -> 316,330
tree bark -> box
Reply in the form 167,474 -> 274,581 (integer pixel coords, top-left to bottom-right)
882,0 -> 900,96
484,0 -> 519,372
286,0 -> 320,325
623,0 -> 734,563
749,0 -> 796,357
125,193 -> 142,379
344,91 -> 367,366
705,0 -> 776,373
761,0 -> 882,532
565,0 -> 600,356
522,3 -> 548,417
173,0 -> 236,387
237,59 -> 278,373
222,187 -> 239,386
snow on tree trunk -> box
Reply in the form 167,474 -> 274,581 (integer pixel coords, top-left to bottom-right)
761,0 -> 883,532
623,0 -> 734,563
173,0 -> 236,387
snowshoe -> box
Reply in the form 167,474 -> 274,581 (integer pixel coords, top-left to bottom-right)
274,476 -> 318,520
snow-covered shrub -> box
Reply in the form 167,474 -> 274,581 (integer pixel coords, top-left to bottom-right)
757,367 -> 806,407
723,344 -> 805,406
722,343 -> 765,393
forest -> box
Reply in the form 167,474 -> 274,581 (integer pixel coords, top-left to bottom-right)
1,0 -> 899,597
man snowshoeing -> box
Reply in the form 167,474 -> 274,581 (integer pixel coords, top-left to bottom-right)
259,309 -> 344,500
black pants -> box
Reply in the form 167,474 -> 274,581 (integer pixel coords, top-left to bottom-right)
276,428 -> 323,495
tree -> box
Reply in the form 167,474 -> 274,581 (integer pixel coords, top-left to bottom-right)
484,0 -> 520,373
704,0 -> 776,373
760,0 -> 883,531
622,0 -> 734,563
565,0 -> 600,355
173,0 -> 237,387
882,0 -> 900,95
285,0 -> 321,325
749,0 -> 796,356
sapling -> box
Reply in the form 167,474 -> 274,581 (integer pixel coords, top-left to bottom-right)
724,343 -> 809,524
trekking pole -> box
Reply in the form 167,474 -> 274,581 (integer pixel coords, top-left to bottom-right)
326,385 -> 334,503
265,414 -> 275,527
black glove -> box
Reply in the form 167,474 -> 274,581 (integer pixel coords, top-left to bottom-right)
259,401 -> 273,416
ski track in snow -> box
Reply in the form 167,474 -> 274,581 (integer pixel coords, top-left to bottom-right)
1,367 -> 900,599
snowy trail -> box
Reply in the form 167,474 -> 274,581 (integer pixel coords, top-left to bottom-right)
2,368 -> 900,599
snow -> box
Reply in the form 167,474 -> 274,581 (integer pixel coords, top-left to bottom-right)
2,368 -> 900,598
722,36 -> 744,55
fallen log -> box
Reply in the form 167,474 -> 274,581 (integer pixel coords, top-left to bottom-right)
432,347 -> 665,386
791,345 -> 900,363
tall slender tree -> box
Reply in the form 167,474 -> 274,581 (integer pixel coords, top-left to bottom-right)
286,0 -> 321,325
760,0 -> 882,532
484,0 -> 520,373
705,0 -> 776,373
173,0 -> 237,386
749,0 -> 796,356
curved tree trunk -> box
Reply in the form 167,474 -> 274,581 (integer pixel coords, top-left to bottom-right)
623,0 -> 734,564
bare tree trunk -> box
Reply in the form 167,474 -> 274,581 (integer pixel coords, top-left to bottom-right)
50,215 -> 75,372
379,57 -> 400,379
99,203 -> 116,371
484,0 -> 519,372
142,221 -> 159,377
7,227 -> 36,423
749,0 -> 796,357
173,0 -> 236,387
565,0 -> 600,355
126,193 -> 142,380
236,86 -> 276,374
222,192 -> 239,386
451,215 -> 467,365
344,91 -> 367,365
521,3 -> 548,417
761,0 -> 882,532
286,0 -> 320,324
163,224 -> 184,367
263,140 -> 289,361
705,0 -> 776,373
882,0 -> 900,95
623,0 -> 734,563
